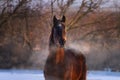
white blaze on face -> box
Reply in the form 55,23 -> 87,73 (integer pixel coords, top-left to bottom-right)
58,23 -> 62,27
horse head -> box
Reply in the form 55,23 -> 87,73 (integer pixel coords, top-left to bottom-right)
50,15 -> 66,47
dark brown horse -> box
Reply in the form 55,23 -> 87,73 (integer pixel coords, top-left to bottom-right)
44,16 -> 86,80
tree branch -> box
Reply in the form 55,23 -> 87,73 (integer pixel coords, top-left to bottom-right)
80,26 -> 118,40
67,12 -> 113,31
0,0 -> 28,28
67,0 -> 102,30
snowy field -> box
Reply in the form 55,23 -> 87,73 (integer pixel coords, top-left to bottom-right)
0,70 -> 120,80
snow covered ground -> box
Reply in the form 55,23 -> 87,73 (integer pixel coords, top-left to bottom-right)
0,70 -> 120,80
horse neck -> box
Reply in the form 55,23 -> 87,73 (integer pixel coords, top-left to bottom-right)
50,47 -> 64,64
49,41 -> 62,54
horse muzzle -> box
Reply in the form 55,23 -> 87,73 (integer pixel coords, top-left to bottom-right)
59,38 -> 66,47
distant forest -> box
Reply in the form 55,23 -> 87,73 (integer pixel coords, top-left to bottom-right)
0,0 -> 120,71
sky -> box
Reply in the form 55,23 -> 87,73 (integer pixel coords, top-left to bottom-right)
32,0 -> 119,9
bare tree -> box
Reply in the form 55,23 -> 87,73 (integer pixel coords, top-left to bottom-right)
0,0 -> 34,49
0,0 -> 31,28
113,0 -> 120,38
48,0 -> 103,30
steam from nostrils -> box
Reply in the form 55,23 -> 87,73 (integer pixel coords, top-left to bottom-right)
66,41 -> 115,69
66,41 -> 90,54
29,40 -> 119,70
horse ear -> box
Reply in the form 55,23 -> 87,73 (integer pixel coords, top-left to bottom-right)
61,15 -> 66,22
53,16 -> 57,24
